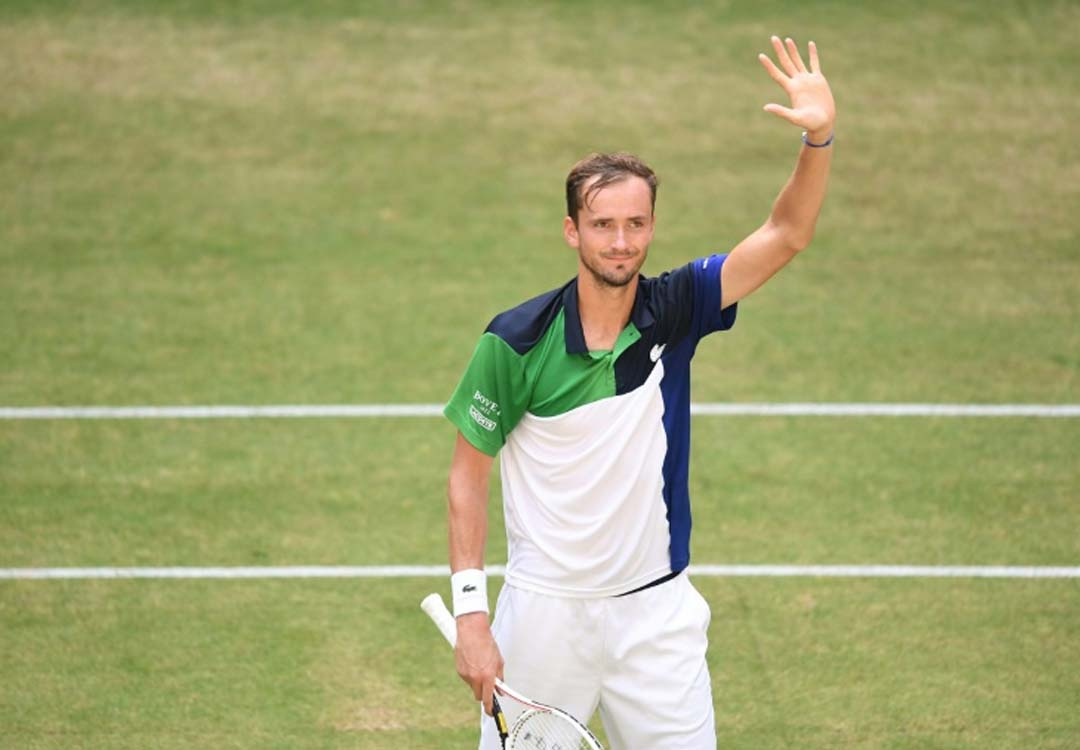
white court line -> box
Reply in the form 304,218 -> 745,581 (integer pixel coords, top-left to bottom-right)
689,565 -> 1080,579
1,565 -> 1078,580
1,403 -> 1079,419
0,566 -> 462,580
0,405 -> 445,419
690,403 -> 1080,417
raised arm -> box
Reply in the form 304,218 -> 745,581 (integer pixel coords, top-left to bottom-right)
447,431 -> 503,715
720,36 -> 836,310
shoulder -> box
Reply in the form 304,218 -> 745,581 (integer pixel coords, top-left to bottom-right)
636,254 -> 733,339
642,255 -> 728,301
643,255 -> 725,291
640,262 -> 693,297
635,259 -> 705,319
485,279 -> 573,356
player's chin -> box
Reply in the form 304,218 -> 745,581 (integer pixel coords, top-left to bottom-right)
600,268 -> 638,287
607,257 -> 643,282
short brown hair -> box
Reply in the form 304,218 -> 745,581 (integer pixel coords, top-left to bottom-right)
565,152 -> 659,224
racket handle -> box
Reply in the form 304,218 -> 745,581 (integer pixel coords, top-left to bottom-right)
421,593 -> 458,647
492,695 -> 510,745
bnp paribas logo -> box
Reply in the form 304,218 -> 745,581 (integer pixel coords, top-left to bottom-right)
469,390 -> 499,432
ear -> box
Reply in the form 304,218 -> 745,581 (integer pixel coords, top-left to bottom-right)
563,215 -> 580,249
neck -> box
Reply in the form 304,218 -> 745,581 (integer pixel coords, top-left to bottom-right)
576,268 -> 637,351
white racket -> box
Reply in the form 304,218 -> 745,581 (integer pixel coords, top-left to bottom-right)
421,593 -> 604,750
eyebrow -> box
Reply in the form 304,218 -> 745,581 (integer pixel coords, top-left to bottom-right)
590,214 -> 650,222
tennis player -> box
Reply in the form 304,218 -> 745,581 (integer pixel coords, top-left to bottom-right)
442,36 -> 835,749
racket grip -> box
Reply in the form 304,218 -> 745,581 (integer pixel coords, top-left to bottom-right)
492,694 -> 510,744
421,593 -> 458,647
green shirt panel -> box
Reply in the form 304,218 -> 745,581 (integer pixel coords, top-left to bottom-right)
443,333 -> 530,456
526,309 -> 641,418
445,309 -> 644,454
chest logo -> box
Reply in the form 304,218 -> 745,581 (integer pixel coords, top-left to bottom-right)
650,343 -> 666,362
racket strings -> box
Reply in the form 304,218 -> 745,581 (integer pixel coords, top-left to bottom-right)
510,709 -> 597,750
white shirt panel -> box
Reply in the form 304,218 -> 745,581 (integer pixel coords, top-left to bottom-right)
499,361 -> 672,597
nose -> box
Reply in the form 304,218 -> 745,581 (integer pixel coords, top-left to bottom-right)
612,228 -> 628,251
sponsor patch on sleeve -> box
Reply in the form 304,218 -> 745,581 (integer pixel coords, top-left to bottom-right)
468,404 -> 497,432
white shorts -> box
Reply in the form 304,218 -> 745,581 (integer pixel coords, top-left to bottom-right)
478,572 -> 716,750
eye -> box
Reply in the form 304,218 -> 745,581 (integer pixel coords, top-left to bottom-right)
594,220 -> 610,229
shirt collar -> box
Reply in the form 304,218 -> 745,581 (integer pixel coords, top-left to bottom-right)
562,276 -> 655,355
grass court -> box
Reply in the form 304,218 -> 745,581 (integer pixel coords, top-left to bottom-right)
2,1 -> 1078,748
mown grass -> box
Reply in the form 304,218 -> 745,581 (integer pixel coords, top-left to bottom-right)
2,577 -> 1077,749
3,0 -> 1078,406
1,417 -> 1077,568
2,1 -> 1078,748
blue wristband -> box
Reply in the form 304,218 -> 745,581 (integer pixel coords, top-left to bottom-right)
802,131 -> 834,148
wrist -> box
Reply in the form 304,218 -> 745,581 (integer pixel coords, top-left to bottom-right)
802,128 -> 834,148
451,568 -> 489,617
455,611 -> 491,631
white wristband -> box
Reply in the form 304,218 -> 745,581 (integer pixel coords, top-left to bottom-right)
451,568 -> 489,617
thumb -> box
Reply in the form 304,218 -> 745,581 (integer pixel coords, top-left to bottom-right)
763,103 -> 800,124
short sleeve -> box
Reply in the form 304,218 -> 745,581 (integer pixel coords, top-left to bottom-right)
443,332 -> 530,456
690,253 -> 737,340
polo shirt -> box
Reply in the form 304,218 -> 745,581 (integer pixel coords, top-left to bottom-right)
445,253 -> 737,597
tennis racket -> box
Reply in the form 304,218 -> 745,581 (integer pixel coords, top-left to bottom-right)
421,593 -> 604,750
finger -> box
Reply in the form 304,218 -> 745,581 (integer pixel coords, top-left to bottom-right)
771,35 -> 798,76
763,103 -> 801,126
808,40 -> 821,74
481,679 -> 494,716
785,37 -> 808,73
757,52 -> 788,87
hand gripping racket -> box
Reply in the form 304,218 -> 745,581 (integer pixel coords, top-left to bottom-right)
421,593 -> 604,750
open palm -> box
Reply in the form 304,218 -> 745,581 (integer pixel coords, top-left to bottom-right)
759,36 -> 835,137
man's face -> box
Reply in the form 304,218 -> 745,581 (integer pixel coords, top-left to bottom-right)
564,175 -> 655,288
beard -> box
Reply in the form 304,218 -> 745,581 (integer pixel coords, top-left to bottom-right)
580,249 -> 646,288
